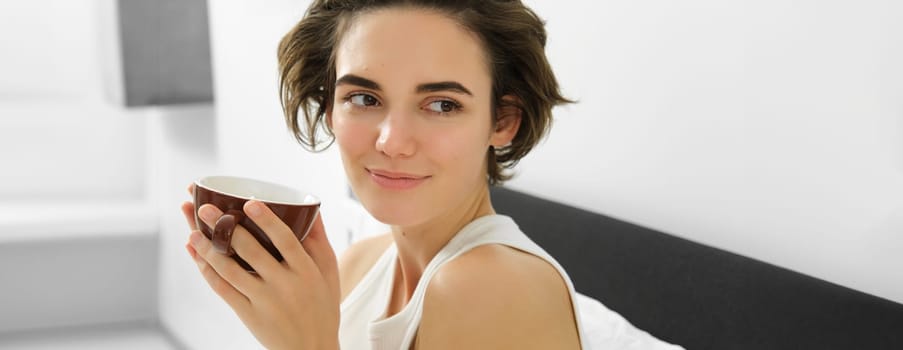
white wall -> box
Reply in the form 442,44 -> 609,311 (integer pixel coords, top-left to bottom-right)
513,0 -> 903,304
0,0 -> 145,201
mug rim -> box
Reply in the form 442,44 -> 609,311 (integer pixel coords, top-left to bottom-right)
195,175 -> 320,206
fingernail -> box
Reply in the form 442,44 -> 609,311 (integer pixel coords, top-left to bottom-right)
185,242 -> 196,258
198,206 -> 215,222
246,201 -> 262,217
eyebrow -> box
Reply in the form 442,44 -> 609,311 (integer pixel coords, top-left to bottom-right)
416,81 -> 472,96
335,74 -> 473,96
335,74 -> 380,90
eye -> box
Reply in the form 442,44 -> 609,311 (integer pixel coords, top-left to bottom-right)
425,100 -> 461,114
348,93 -> 380,107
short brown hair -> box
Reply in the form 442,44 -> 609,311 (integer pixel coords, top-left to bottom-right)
277,0 -> 571,184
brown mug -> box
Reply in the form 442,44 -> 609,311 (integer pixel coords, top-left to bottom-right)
193,175 -> 320,272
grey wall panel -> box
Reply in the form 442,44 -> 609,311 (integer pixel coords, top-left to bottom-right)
0,234 -> 158,333
118,0 -> 214,106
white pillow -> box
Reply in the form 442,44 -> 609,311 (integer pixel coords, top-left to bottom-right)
576,293 -> 685,350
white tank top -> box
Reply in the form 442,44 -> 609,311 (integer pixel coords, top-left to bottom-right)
338,214 -> 589,350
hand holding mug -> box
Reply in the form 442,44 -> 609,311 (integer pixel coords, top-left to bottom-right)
182,176 -> 340,350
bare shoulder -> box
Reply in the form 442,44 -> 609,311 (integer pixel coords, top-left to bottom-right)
338,233 -> 394,301
417,244 -> 581,349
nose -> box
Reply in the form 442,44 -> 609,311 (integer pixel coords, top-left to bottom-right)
375,111 -> 416,158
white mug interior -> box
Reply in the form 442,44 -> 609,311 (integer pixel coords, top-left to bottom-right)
196,175 -> 319,205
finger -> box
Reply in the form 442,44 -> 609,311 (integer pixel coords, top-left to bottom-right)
300,213 -> 340,293
197,203 -> 223,229
243,200 -> 310,269
181,201 -> 199,231
301,213 -> 338,273
187,183 -> 196,196
186,242 -> 252,314
189,229 -> 261,297
230,223 -> 283,280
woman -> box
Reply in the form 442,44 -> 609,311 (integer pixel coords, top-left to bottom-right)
182,1 -> 677,349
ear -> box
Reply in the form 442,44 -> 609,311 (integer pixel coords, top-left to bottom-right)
490,95 -> 522,147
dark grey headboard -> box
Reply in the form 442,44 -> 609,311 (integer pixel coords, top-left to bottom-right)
490,186 -> 903,349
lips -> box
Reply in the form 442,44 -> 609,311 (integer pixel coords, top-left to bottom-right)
367,168 -> 430,190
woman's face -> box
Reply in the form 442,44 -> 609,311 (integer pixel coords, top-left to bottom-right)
329,8 -> 515,227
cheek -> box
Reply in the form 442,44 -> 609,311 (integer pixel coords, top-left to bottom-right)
333,115 -> 372,155
432,126 -> 491,173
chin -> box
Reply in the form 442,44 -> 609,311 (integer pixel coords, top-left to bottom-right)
361,196 -> 427,227
350,182 -> 428,227
345,167 -> 415,221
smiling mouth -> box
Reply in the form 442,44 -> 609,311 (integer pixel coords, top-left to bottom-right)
366,168 -> 431,190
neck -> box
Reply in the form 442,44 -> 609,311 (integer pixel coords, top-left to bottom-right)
390,183 -> 495,298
